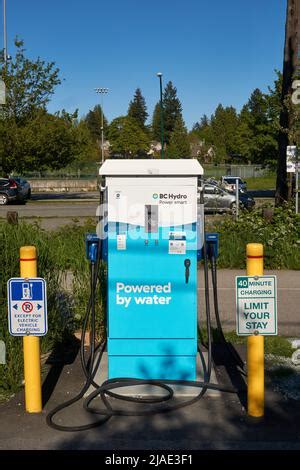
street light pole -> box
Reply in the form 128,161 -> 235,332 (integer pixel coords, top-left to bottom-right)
3,0 -> 7,64
94,87 -> 109,163
157,72 -> 164,159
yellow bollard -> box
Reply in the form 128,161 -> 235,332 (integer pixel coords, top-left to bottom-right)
20,246 -> 42,413
246,243 -> 264,418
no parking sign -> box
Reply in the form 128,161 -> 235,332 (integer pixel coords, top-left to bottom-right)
7,278 -> 48,336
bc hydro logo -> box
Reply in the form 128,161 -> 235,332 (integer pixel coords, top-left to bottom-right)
152,192 -> 187,200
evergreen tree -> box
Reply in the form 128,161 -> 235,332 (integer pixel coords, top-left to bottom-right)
210,105 -> 240,163
163,81 -> 183,144
236,88 -> 278,165
85,105 -> 108,142
128,88 -> 148,129
192,114 -> 210,131
189,114 -> 214,161
167,116 -> 190,158
151,102 -> 162,142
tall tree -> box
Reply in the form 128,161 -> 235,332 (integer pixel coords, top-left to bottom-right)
236,88 -> 278,165
167,116 -> 190,158
151,102 -> 162,142
189,114 -> 214,161
108,116 -> 150,158
210,105 -> 240,163
276,0 -> 300,204
85,105 -> 108,142
127,88 -> 148,129
162,81 -> 183,144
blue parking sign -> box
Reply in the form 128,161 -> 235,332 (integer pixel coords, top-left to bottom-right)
7,278 -> 47,336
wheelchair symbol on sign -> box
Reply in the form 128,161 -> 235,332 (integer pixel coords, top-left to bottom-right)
22,302 -> 33,313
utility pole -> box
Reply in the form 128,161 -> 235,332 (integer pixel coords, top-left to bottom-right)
0,0 -> 7,105
276,0 -> 300,205
3,0 -> 7,63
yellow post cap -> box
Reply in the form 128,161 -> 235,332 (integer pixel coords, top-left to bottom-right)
20,246 -> 37,260
246,243 -> 263,258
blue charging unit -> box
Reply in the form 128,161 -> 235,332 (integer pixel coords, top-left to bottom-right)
99,160 -> 204,381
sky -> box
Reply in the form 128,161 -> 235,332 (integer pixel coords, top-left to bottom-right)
2,0 -> 287,130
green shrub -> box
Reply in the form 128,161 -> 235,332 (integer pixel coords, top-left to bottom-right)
216,205 -> 300,269
47,219 -> 105,330
0,218 -> 106,397
0,222 -> 78,394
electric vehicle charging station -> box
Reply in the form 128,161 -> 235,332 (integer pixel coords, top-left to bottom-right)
99,159 -> 203,381
47,158 -> 244,433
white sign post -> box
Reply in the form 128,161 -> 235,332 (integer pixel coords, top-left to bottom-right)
286,146 -> 299,214
286,145 -> 297,173
0,80 -> 6,105
236,275 -> 277,336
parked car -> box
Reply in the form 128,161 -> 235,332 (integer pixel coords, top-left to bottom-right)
0,177 -> 31,205
11,177 -> 31,200
203,183 -> 255,214
220,176 -> 247,192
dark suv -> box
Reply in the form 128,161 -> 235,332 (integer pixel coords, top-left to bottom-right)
0,177 -> 31,205
221,176 -> 247,192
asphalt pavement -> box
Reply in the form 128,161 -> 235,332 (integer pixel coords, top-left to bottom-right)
0,196 -> 99,230
1,341 -> 300,451
0,191 -> 271,230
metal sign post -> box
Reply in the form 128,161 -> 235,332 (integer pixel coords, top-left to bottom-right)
235,178 -> 239,220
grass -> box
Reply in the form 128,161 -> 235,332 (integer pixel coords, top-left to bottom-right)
264,336 -> 294,357
200,328 -> 294,357
245,175 -> 276,190
0,218 -> 100,397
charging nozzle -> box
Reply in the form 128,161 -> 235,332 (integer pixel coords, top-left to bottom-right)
206,233 -> 219,259
199,232 -> 219,260
85,233 -> 100,264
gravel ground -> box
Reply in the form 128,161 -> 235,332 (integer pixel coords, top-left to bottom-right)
266,354 -> 300,401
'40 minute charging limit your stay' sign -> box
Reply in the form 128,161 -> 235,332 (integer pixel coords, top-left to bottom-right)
236,275 -> 277,336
